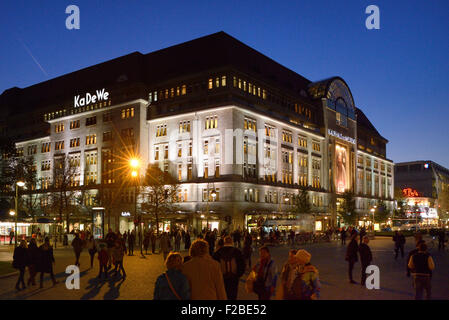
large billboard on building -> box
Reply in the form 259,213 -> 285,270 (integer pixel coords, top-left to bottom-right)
335,144 -> 348,193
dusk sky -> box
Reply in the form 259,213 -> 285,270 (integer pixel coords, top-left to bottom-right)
1,0 -> 448,168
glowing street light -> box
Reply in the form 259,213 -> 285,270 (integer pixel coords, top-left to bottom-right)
131,170 -> 138,177
130,158 -> 139,169
9,210 -> 15,216
14,181 -> 25,248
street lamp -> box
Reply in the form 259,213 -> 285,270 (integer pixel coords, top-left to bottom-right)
14,181 -> 25,248
370,207 -> 375,231
129,157 -> 144,258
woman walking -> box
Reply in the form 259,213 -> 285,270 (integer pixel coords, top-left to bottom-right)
154,252 -> 190,300
252,246 -> 277,300
13,240 -> 28,291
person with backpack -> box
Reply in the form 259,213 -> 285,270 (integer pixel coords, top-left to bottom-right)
408,242 -> 435,300
289,249 -> 321,300
154,252 -> 190,300
252,246 -> 278,300
212,236 -> 245,300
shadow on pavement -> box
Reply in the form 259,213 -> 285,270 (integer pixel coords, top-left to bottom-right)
81,271 -> 126,300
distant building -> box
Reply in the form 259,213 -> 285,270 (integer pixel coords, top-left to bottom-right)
395,161 -> 449,226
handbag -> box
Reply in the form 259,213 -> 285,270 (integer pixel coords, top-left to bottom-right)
164,273 -> 182,300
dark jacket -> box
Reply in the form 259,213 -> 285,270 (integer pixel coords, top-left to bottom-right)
105,232 -> 117,248
243,235 -> 252,258
184,233 -> 191,250
346,239 -> 359,262
153,269 -> 190,300
38,244 -> 55,273
359,243 -> 372,265
72,237 -> 83,252
393,234 -> 406,246
406,248 -> 419,275
27,242 -> 41,266
212,245 -> 246,279
13,246 -> 28,269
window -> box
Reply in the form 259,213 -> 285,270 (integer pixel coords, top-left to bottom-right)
312,141 -> 321,152
85,152 -> 98,165
282,131 -> 292,143
205,116 -> 218,129
103,131 -> 112,142
298,136 -> 307,148
208,78 -> 213,89
27,145 -> 37,155
203,188 -> 219,202
203,140 -> 209,155
154,146 -> 159,160
215,139 -> 220,154
244,117 -> 257,132
55,140 -> 65,150
177,144 -> 182,158
221,76 -> 226,87
55,123 -> 65,133
121,107 -> 135,119
215,159 -> 220,177
178,164 -> 182,181
164,145 -> 168,159
70,120 -> 80,129
103,112 -> 112,123
156,124 -> 167,137
204,161 -> 208,178
41,142 -> 51,153
70,138 -> 80,148
69,154 -> 80,167
121,128 -> 134,145
181,85 -> 186,95
187,162 -> 193,180
86,116 -> 97,126
85,134 -> 97,145
188,141 -> 192,157
41,160 -> 51,171
264,124 -> 276,137
179,120 -> 191,133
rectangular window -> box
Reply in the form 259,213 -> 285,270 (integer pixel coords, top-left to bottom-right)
55,140 -> 65,150
41,142 -> 51,153
204,140 -> 209,155
312,141 -> 321,152
70,120 -> 80,130
282,131 -> 292,143
187,163 -> 193,180
121,107 -> 135,119
70,138 -> 80,148
85,134 -> 97,145
188,141 -> 192,157
204,162 -> 208,178
208,78 -> 213,89
86,116 -> 97,126
244,117 -> 257,132
215,159 -> 220,177
103,112 -> 112,123
179,120 -> 191,133
178,164 -> 182,181
164,145 -> 168,159
156,124 -> 167,137
154,146 -> 159,161
221,76 -> 226,87
215,139 -> 220,154
55,123 -> 65,133
205,116 -> 218,129
177,144 -> 182,158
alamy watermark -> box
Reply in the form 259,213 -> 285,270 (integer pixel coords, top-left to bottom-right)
365,5 -> 380,30
65,5 -> 80,30
65,265 -> 80,290
365,265 -> 380,289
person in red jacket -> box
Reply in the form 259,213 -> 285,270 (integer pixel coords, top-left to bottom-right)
97,244 -> 109,279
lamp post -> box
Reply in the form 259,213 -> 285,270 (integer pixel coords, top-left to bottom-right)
14,181 -> 25,248
130,158 -> 145,258
370,207 -> 375,231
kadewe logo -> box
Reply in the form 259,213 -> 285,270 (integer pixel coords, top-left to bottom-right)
74,88 -> 109,108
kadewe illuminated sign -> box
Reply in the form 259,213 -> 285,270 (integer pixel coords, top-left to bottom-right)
328,129 -> 356,144
74,88 -> 109,108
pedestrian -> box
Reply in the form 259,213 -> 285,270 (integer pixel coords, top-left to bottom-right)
359,227 -> 367,245
27,238 -> 40,286
128,230 -> 135,256
408,242 -> 435,300
359,235 -> 372,286
345,233 -> 359,284
38,237 -> 58,288
406,240 -> 425,277
212,236 -> 246,300
393,231 -> 406,259
160,232 -> 172,261
13,240 -> 28,291
97,243 -> 109,279
9,230 -> 14,245
206,231 -> 216,256
184,230 -> 191,251
112,240 -> 126,278
181,239 -> 227,300
143,231 -> 150,255
154,252 -> 190,300
438,229 -> 446,250
150,230 -> 157,253
243,231 -> 253,270
86,235 -> 97,269
252,246 -> 277,300
289,249 -> 320,300
105,229 -> 117,269
278,249 -> 298,300
175,230 -> 182,252
340,227 -> 347,245
71,233 -> 83,267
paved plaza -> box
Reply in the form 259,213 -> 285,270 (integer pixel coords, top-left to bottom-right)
0,236 -> 448,300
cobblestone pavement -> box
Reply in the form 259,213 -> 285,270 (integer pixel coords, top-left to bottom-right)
0,236 -> 447,300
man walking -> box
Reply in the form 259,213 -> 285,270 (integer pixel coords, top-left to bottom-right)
346,234 -> 359,284
212,236 -> 245,300
71,233 -> 83,267
128,230 -> 135,256
408,243 -> 435,300
340,227 -> 347,245
359,235 -> 372,287
438,229 -> 446,250
105,229 -> 117,269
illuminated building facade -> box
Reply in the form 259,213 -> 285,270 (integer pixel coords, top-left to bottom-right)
395,161 -> 449,226
0,32 -> 394,233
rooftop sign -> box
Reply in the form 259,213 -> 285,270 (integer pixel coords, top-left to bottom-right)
74,88 -> 109,108
327,129 -> 356,144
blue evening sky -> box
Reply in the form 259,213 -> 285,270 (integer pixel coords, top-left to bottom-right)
1,0 -> 448,167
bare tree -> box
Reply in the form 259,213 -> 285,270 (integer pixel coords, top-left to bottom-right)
140,164 -> 179,237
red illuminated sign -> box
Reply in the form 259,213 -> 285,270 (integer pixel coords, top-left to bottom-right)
402,188 -> 419,197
